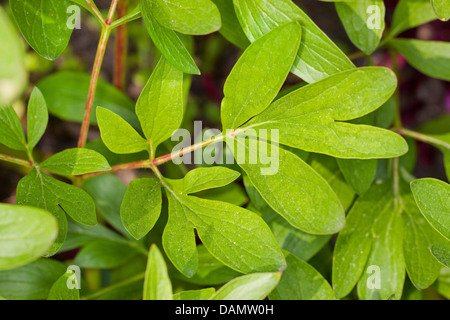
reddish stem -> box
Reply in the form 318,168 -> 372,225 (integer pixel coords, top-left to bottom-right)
78,1 -> 120,148
114,0 -> 129,90
81,160 -> 152,179
77,27 -> 111,148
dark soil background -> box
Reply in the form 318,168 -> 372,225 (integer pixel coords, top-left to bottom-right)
1,0 -> 449,202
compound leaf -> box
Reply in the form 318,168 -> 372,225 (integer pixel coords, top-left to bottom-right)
245,67 -> 407,159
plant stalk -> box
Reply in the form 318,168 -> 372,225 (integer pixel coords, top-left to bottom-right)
85,0 -> 106,27
78,0 -> 120,149
0,154 -> 32,167
114,0 -> 129,90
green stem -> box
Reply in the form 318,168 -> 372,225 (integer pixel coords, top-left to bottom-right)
82,272 -> 145,300
400,128 -> 450,149
77,26 -> 111,148
389,49 -> 402,130
85,0 -> 106,27
348,51 -> 366,60
0,154 -> 32,167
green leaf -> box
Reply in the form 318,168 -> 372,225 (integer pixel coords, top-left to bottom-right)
336,0 -> 385,55
411,178 -> 450,240
141,1 -> 200,75
97,107 -> 149,155
0,105 -> 26,151
164,190 -> 286,277
337,158 -> 377,195
0,6 -> 27,105
337,107 -> 380,194
47,272 -> 80,300
27,87 -> 48,151
308,154 -> 356,211
431,0 -> 450,21
244,175 -> 331,261
83,174 -> 129,236
210,0 -> 250,48
94,281 -> 144,300
210,272 -> 280,300
389,0 -> 436,37
148,0 -> 221,35
232,139 -> 345,234
60,217 -> 124,252
430,243 -> 450,267
0,204 -> 57,270
269,251 -> 335,300
356,205 -> 405,300
121,178 -> 162,240
37,72 -> 139,127
172,245 -> 242,286
143,244 -> 173,300
198,182 -> 248,206
333,181 -> 405,299
16,169 -> 97,254
221,22 -> 301,129
248,204 -> 331,262
244,67 -> 407,159
74,240 -> 140,269
390,39 -> 450,81
136,58 -> 184,153
10,0 -> 73,60
0,259 -> 66,300
178,167 -> 241,194
401,179 -> 445,289
173,288 -> 215,300
233,0 -> 355,83
40,148 -> 111,175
